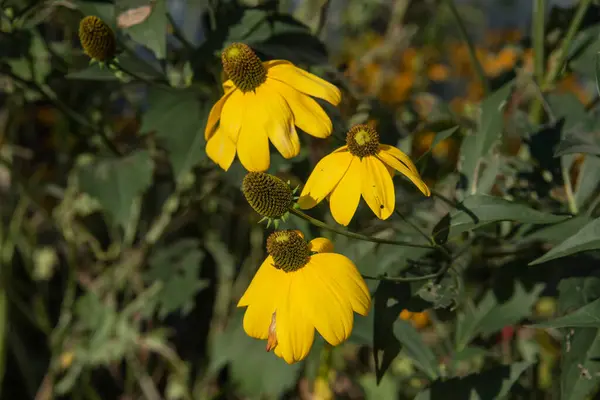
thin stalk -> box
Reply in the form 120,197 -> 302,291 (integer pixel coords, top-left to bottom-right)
532,0 -> 545,85
561,163 -> 578,214
530,0 -> 592,123
362,261 -> 453,283
444,0 -> 489,94
289,208 -> 435,250
394,210 -> 453,260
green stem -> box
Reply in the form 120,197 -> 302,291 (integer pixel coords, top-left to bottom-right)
112,61 -> 172,90
362,261 -> 453,282
394,210 -> 453,260
533,0 -> 546,85
530,0 -> 592,123
444,0 -> 489,95
289,208 -> 435,250
561,161 -> 578,214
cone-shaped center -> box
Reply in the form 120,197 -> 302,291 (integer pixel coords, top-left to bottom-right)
78,16 -> 116,62
266,230 -> 310,272
221,43 -> 267,92
242,172 -> 293,218
346,124 -> 380,157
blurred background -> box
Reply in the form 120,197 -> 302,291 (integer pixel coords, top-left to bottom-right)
2,0 -> 600,399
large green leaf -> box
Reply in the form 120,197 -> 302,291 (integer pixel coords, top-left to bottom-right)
533,298 -> 600,328
433,195 -> 567,243
77,150 -> 154,230
575,155 -> 600,209
459,82 -> 513,192
556,276 -> 600,400
373,281 -> 439,382
122,0 -> 167,60
140,88 -> 208,181
529,217 -> 600,265
210,311 -> 301,398
455,282 -> 544,350
415,362 -> 531,400
144,239 -> 208,318
524,215 -> 592,245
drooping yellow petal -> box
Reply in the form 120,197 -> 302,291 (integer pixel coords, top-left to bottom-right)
360,157 -> 395,220
377,150 -> 431,196
220,90 -> 246,142
298,152 -> 352,209
314,253 -> 371,316
273,271 -> 315,364
329,157 -> 362,226
205,87 -> 237,140
379,145 -> 420,175
268,63 -> 341,105
239,257 -> 290,339
261,83 -> 300,159
268,79 -> 332,138
206,127 -> 236,171
309,238 -> 334,253
236,96 -> 270,172
263,59 -> 293,70
302,257 -> 354,346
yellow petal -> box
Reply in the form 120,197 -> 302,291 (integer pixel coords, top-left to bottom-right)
206,127 -> 236,171
205,87 -> 237,140
236,95 -> 270,172
220,90 -> 246,142
273,271 -> 315,364
309,238 -> 334,253
268,63 -> 341,105
267,79 -> 332,138
262,83 -> 300,159
223,79 -> 234,91
263,59 -> 293,70
377,150 -> 431,196
298,152 -> 352,209
379,145 -> 419,175
302,258 -> 354,346
360,157 -> 395,220
329,157 -> 362,226
238,256 -> 280,306
315,253 -> 371,316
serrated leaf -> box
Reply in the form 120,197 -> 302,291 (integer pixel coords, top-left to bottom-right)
533,298 -> 600,328
529,217 -> 600,265
140,88 -> 208,181
433,195 -> 567,243
455,282 -> 544,350
145,239 -> 207,318
77,150 -> 154,230
123,0 -> 167,59
459,82 -> 513,192
210,311 -> 301,397
415,362 -> 531,400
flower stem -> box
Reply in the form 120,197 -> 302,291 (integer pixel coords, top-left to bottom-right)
394,210 -> 453,260
532,0 -> 545,85
289,208 -> 435,250
444,0 -> 489,95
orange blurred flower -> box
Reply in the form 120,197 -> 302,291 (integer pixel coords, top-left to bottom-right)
399,309 -> 430,329
428,63 -> 451,81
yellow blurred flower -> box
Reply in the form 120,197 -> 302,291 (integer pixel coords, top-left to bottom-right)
205,43 -> 341,172
399,310 -> 430,329
299,124 -> 430,226
238,231 -> 371,364
427,64 -> 451,81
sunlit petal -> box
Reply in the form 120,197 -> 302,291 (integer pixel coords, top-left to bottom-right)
360,157 -> 395,220
220,90 -> 246,142
298,152 -> 352,209
379,144 -> 420,175
205,87 -> 237,140
378,150 -> 431,196
205,127 -> 236,171
329,157 -> 361,226
268,63 -> 341,105
262,84 -> 300,159
308,238 -> 334,253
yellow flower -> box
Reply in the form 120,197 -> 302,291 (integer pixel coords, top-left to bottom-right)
298,124 -> 430,226
205,43 -> 341,172
238,230 -> 371,364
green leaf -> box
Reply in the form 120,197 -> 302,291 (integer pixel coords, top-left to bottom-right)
360,373 -> 398,399
455,282 -> 544,350
554,134 -> 600,158
210,311 -> 301,398
144,239 -> 208,319
459,82 -> 513,191
529,217 -> 600,265
533,298 -> 600,328
524,215 -> 592,245
557,276 -> 600,400
433,195 -> 567,243
122,0 -> 167,60
76,1 -> 116,29
140,88 -> 208,181
575,155 -> 600,209
415,362 -> 531,400
373,281 -> 439,382
417,126 -> 459,162
77,150 -> 154,230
